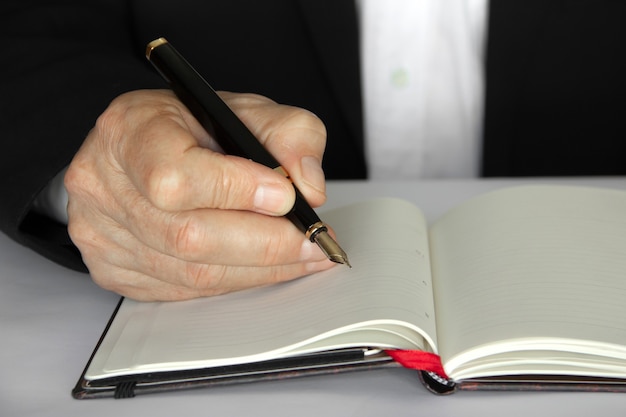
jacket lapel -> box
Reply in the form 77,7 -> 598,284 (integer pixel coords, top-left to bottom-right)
296,0 -> 364,154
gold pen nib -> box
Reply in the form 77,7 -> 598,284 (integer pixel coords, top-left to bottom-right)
312,229 -> 351,268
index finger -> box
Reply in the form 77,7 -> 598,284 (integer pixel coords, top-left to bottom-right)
110,91 -> 297,215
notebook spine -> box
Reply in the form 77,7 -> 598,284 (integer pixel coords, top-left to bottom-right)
418,371 -> 457,395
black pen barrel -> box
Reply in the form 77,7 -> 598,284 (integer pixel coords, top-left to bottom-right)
147,38 -> 280,168
286,188 -> 324,237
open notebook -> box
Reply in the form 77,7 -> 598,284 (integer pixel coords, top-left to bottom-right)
73,185 -> 626,398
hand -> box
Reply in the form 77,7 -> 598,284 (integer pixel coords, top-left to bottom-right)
64,89 -> 335,301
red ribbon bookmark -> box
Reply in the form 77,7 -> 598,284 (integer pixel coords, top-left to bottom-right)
385,350 -> 450,380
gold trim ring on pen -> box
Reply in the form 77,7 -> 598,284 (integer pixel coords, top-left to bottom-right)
305,221 -> 327,241
146,37 -> 168,59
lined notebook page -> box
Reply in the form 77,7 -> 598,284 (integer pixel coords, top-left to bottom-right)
428,185 -> 626,377
87,198 -> 437,379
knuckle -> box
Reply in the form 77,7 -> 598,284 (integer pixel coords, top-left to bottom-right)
64,142 -> 101,199
90,269 -> 119,293
89,267 -> 138,300
264,267 -> 290,285
284,107 -> 326,136
144,164 -> 185,210
165,213 -> 208,260
204,164 -> 230,207
66,215 -> 95,249
94,99 -> 126,139
267,107 -> 327,154
63,163 -> 83,196
205,159 -> 257,209
260,231 -> 287,266
182,263 -> 227,293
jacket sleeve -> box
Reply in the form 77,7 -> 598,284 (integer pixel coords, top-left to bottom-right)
0,0 -> 162,271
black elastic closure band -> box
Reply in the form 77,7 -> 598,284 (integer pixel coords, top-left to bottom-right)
114,381 -> 137,399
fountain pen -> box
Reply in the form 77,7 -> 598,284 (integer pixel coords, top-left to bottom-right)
146,38 -> 350,267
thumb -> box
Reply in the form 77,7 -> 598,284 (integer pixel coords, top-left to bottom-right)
218,92 -> 328,208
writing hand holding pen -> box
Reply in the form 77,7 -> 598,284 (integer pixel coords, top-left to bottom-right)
65,89 -> 336,301
146,38 -> 350,267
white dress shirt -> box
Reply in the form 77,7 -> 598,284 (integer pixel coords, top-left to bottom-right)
357,0 -> 488,179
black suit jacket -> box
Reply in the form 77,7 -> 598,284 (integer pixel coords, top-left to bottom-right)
1,0 -> 625,271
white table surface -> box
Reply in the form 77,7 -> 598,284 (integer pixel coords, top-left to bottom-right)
2,178 -> 626,416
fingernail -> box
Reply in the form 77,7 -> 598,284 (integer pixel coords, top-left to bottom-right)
300,156 -> 325,194
254,183 -> 290,215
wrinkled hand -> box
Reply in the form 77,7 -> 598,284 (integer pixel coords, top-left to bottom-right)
65,89 -> 334,301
